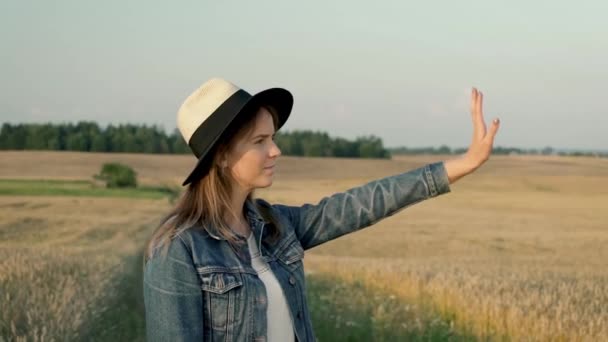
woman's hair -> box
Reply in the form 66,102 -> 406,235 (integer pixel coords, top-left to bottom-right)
144,105 -> 283,262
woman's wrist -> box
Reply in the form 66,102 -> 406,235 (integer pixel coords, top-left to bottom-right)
443,154 -> 478,184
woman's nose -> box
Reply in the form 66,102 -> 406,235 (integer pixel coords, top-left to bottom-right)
270,140 -> 282,158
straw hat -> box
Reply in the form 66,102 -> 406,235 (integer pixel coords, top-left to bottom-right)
177,78 -> 293,185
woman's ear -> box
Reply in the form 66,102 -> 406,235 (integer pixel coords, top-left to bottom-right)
215,149 -> 228,169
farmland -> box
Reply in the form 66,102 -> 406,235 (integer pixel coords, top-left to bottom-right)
1,151 -> 607,341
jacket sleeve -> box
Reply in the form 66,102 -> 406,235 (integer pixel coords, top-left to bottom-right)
143,235 -> 204,341
276,161 -> 451,250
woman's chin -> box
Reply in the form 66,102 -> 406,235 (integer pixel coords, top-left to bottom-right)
254,177 -> 274,189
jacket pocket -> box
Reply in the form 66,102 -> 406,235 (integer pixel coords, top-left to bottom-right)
277,237 -> 305,271
200,271 -> 243,294
197,270 -> 244,332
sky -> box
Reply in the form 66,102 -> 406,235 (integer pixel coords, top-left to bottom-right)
1,0 -> 607,151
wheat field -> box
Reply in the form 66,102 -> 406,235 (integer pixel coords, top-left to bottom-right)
1,151 -> 607,341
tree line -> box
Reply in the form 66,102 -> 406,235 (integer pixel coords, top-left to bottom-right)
0,122 -> 189,154
0,122 -> 390,158
2,122 -> 604,158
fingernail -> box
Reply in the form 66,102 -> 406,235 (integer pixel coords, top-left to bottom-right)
493,118 -> 500,124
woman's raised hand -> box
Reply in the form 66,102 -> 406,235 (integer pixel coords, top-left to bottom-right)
443,87 -> 501,184
465,88 -> 500,170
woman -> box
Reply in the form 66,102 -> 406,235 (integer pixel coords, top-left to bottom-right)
143,78 -> 500,341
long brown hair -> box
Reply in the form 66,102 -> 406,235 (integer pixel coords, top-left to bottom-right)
145,105 -> 283,262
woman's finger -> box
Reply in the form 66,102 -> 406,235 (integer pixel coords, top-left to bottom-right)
471,88 -> 486,141
484,118 -> 501,144
470,88 -> 477,115
478,91 -> 488,139
470,88 -> 480,139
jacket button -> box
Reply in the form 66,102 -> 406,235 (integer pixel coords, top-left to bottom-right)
297,311 -> 302,319
289,276 -> 296,285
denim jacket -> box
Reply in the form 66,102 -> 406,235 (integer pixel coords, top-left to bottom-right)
143,161 -> 451,341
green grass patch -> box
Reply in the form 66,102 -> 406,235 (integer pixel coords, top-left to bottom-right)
79,265 -> 478,341
0,179 -> 179,200
307,273 -> 478,341
78,251 -> 146,342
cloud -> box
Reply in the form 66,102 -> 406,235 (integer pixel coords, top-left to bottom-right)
331,103 -> 351,120
28,107 -> 43,116
425,87 -> 472,118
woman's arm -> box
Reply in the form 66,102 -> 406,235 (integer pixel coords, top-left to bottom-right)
143,236 -> 204,341
276,161 -> 451,250
276,88 -> 500,250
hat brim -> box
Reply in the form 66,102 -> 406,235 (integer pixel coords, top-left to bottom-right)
181,87 -> 293,186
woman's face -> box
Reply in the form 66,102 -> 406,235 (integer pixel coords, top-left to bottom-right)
224,107 -> 281,192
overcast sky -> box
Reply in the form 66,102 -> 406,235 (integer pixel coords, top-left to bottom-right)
2,0 -> 607,150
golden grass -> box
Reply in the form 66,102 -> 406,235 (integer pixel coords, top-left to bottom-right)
0,196 -> 164,340
1,151 -> 607,341
265,153 -> 608,341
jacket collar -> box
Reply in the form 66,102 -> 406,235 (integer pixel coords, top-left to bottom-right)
203,199 -> 269,240
244,199 -> 270,225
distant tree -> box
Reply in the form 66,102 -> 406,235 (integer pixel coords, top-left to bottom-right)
437,145 -> 451,154
91,135 -> 107,152
356,135 -> 390,159
0,123 -> 14,149
541,146 -> 554,155
332,137 -> 357,157
169,129 -> 190,154
94,162 -> 137,188
11,124 -> 29,149
66,132 -> 87,151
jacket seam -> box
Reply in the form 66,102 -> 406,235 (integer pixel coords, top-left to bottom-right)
424,164 -> 438,197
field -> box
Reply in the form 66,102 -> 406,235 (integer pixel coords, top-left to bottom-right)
1,151 -> 607,341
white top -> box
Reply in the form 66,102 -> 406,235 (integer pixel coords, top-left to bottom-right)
246,232 -> 296,342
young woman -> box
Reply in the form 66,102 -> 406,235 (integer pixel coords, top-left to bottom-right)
143,78 -> 500,341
